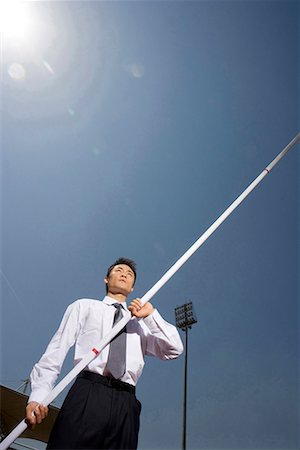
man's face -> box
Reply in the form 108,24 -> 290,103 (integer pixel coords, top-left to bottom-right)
104,264 -> 135,297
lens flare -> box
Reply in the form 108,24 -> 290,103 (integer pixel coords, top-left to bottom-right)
43,60 -> 55,76
8,62 -> 26,80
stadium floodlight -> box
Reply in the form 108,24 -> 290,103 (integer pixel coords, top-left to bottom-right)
175,301 -> 197,450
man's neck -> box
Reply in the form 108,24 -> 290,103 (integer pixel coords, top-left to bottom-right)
107,292 -> 127,303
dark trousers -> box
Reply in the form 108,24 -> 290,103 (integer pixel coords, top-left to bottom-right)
47,371 -> 141,450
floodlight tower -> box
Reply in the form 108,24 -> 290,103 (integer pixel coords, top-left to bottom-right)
175,301 -> 197,450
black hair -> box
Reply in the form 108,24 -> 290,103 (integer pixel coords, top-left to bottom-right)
105,257 -> 137,293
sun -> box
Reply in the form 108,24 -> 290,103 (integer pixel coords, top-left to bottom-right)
0,0 -> 32,40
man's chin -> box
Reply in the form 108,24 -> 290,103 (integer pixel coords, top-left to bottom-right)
110,287 -> 130,297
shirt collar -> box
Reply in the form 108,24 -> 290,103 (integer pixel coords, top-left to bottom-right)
103,295 -> 129,311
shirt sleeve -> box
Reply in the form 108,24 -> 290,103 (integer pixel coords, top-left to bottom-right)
140,309 -> 184,360
28,301 -> 82,404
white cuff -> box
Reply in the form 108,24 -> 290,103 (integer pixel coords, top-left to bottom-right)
28,388 -> 51,405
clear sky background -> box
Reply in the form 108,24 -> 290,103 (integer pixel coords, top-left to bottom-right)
1,1 -> 299,449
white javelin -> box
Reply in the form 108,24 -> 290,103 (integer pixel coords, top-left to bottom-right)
1,132 -> 299,450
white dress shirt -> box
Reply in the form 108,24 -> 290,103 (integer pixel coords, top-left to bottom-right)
29,296 -> 183,404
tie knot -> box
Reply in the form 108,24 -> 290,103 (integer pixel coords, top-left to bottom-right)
113,303 -> 123,310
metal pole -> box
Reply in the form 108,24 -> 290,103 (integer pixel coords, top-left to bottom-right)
1,133 -> 299,450
137,132 -> 300,306
182,326 -> 188,450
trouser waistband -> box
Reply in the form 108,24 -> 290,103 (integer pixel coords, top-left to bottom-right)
77,370 -> 136,394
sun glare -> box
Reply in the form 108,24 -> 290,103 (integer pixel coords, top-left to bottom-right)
0,0 -> 32,39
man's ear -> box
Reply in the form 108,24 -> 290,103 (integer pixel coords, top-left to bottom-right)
131,286 -> 134,292
104,277 -> 108,285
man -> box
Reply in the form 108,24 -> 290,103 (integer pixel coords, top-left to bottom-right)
26,257 -> 183,449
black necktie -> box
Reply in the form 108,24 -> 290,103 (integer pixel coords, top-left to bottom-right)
105,303 -> 126,379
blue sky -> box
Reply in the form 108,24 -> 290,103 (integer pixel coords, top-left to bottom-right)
1,1 -> 299,449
